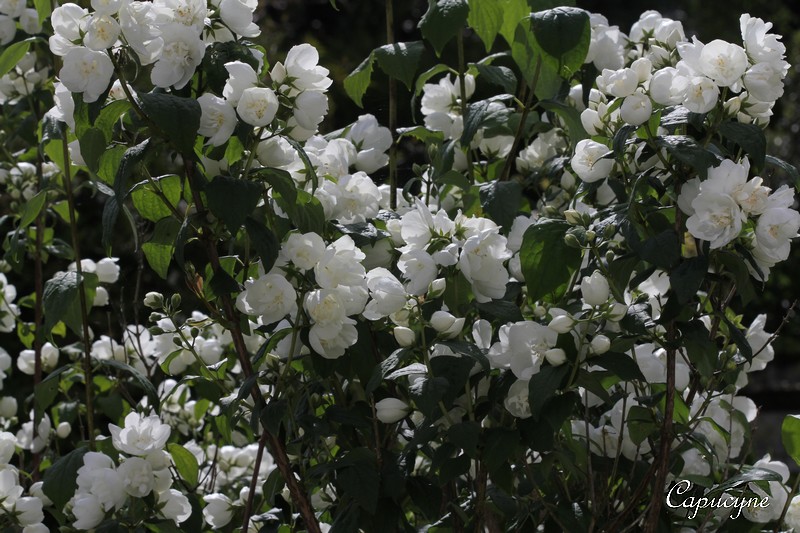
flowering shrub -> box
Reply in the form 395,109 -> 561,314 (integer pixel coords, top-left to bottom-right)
1,0 -> 800,531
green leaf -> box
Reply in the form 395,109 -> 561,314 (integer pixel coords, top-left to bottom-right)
707,466 -> 782,497
461,98 -> 510,146
448,421 -> 481,457
430,356 -> 475,406
719,121 -> 766,171
374,41 -> 426,90
262,468 -> 285,506
414,64 -> 452,97
167,443 -> 200,487
18,190 -> 47,229
335,448 -> 380,514
0,41 -> 30,77
43,271 -> 98,336
467,0 -> 504,51
635,229 -> 680,270
104,139 -> 152,249
479,180 -> 521,230
766,155 -> 800,188
473,63 -> 517,93
42,447 -> 89,509
678,320 -> 717,379
418,0 -> 470,57
520,219 -> 583,303
655,136 -> 718,178
721,314 -> 752,361
344,54 -> 375,108
782,415 -> 800,468
139,92 -> 201,154
244,217 -> 279,274
79,128 -> 107,173
97,359 -> 160,408
670,256 -> 708,305
499,0 -> 529,46
94,99 -> 132,142
34,0 -> 51,23
539,100 -> 588,149
529,7 -> 590,74
528,365 -> 569,420
206,175 -> 263,231
35,365 -> 71,419
409,376 -> 449,418
142,218 -> 181,279
130,175 -> 183,223
591,352 -> 645,381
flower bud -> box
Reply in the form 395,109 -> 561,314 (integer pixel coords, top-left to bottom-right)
590,335 -> 611,354
533,305 -> 547,318
428,278 -> 446,298
143,292 -> 163,309
375,398 -> 411,424
585,230 -> 596,242
545,348 -> 567,366
430,311 -> 465,339
56,421 -> 71,439
549,315 -> 574,334
393,327 -> 415,347
564,233 -> 582,249
0,396 -> 16,419
580,271 -> 610,307
170,293 -> 182,309
564,210 -> 583,226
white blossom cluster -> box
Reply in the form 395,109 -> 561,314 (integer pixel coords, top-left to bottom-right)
0,0 -> 41,45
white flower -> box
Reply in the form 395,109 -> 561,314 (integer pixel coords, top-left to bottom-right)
785,494 -> 800,531
17,343 -> 59,375
620,90 -> 652,126
59,47 -> 114,103
56,422 -> 71,439
686,193 -> 745,249
49,3 -> 88,56
375,398 -> 410,424
198,94 -> 237,146
633,343 -> 690,390
118,457 -> 155,497
698,39 -> 748,89
581,271 -> 610,307
545,348 -> 567,366
150,23 -> 205,89
119,1 -> 164,65
293,90 -> 328,131
109,411 -> 171,456
397,250 -> 438,296
506,322 -> 558,380
283,232 -> 326,271
13,497 -> 44,526
744,62 -> 785,103
71,493 -> 105,530
236,273 -> 298,326
596,67 -> 639,98
0,432 -> 17,464
742,455 -> 789,523
90,336 -> 126,362
459,230 -> 511,303
91,0 -> 122,15
504,379 -> 531,419
0,397 -> 16,419
649,67 -> 689,106
571,139 -> 613,183
222,61 -> 258,105
754,207 -> 800,263
590,335 -> 611,354
271,44 -> 332,94
314,236 -> 366,289
203,493 -> 235,529
237,87 -> 279,127
740,14 -> 787,67
219,0 -> 259,38
156,0 -> 206,31
159,488 -> 192,524
83,14 -> 121,51
363,268 -> 406,320
328,172 -> 382,223
76,452 -> 125,511
681,75 -> 719,114
429,310 -> 464,339
420,74 -> 474,116
346,114 -> 392,173
548,315 -> 574,334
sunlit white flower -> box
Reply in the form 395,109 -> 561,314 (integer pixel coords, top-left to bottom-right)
109,411 -> 171,456
203,493 -> 235,529
283,232 -> 326,271
271,44 -> 332,94
198,94 -> 237,146
150,23 -> 205,89
397,249 -> 438,296
237,87 -> 279,127
219,0 -> 259,37
375,398 -> 410,424
82,14 -> 121,51
571,139 -> 613,183
117,457 -> 155,497
236,273 -> 298,326
59,47 -> 114,103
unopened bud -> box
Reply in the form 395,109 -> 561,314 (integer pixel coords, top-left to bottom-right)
580,271 -> 610,307
375,398 -> 411,424
394,327 -> 416,347
429,278 -> 446,298
564,233 -> 582,249
549,315 -> 574,334
564,210 -> 583,226
545,348 -> 568,366
143,292 -> 163,309
170,293 -> 181,309
590,335 -> 611,354
56,421 -> 71,439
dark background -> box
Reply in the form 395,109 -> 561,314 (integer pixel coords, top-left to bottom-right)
252,0 -> 800,462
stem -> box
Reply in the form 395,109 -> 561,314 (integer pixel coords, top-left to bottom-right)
185,160 -> 321,533
242,430 -> 268,531
456,30 -> 475,185
31,129 -> 46,480
499,59 -> 540,183
61,137 -> 96,450
386,0 -> 398,209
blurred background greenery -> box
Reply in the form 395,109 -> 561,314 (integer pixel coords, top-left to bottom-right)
252,0 -> 800,460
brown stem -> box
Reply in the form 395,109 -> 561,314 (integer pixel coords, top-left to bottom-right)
61,137 -> 95,450
242,430 -> 269,531
456,30 -> 475,185
499,59 -> 541,182
184,160 -> 321,533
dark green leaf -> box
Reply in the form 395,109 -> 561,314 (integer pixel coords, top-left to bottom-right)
528,365 -> 569,420
448,421 -> 481,457
262,468 -> 285,506
35,365 -> 70,419
461,98 -> 511,146
635,230 -> 680,270
591,352 -> 645,381
419,0 -> 470,57
765,155 -> 800,187
719,121 -> 766,171
97,359 -> 159,408
670,256 -> 708,304
539,100 -> 588,149
483,429 -> 518,472
499,0 -> 529,46
678,320 -> 717,379
42,447 -> 88,509
374,41 -> 425,89
655,136 -> 718,178
430,356 -> 474,406
473,63 -> 517,93
79,127 -> 107,173
479,180 -> 521,230
139,92 -> 201,154
335,448 -> 380,514
474,298 -> 524,323
206,175 -> 263,231
707,467 -> 782,497
409,376 -> 449,418
130,175 -> 183,223
244,217 -> 279,274
721,314 -> 752,361
18,190 -> 47,229
520,219 -> 583,303
529,7 -> 590,74
43,271 -> 98,336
